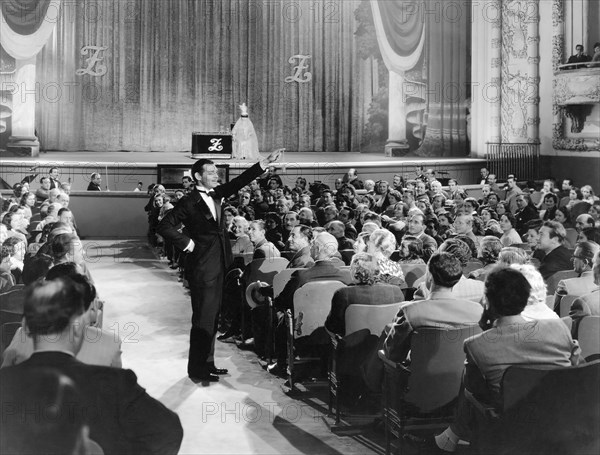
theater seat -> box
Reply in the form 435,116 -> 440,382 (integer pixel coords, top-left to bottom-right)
545,270 -> 577,296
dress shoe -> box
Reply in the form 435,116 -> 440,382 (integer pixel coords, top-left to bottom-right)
237,338 -> 255,350
189,373 -> 219,383
267,361 -> 288,377
217,328 -> 240,341
209,367 -> 229,375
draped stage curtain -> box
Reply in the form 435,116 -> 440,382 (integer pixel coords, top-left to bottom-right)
34,0 -> 374,153
372,0 -> 469,157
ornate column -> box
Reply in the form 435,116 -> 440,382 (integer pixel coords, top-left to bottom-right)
527,1 -> 540,144
385,70 -> 409,156
8,57 -> 38,156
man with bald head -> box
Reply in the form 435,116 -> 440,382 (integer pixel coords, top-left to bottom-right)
267,231 -> 353,375
575,214 -> 595,233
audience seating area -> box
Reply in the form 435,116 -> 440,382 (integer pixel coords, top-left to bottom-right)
1,166 -> 599,454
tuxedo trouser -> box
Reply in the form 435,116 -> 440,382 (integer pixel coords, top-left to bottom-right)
187,241 -> 224,376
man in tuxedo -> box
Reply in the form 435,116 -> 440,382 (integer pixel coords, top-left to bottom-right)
158,149 -> 282,382
48,166 -> 61,189
87,172 -> 103,191
0,277 -> 183,455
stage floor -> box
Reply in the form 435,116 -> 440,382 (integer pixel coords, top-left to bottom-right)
2,150 -> 483,168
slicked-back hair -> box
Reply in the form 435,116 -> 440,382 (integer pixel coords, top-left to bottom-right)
191,159 -> 214,178
428,252 -> 463,288
485,267 -> 531,316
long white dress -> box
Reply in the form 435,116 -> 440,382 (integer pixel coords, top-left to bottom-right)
231,110 -> 260,161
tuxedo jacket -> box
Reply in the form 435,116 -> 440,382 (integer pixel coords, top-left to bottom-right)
325,283 -> 404,336
275,260 -> 353,311
0,352 -> 183,455
157,163 -> 264,273
87,182 -> 102,191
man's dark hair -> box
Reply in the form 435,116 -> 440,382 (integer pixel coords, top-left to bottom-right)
485,267 -> 531,316
48,167 -> 58,174
428,252 -> 463,288
22,254 -> 54,285
182,176 -> 194,183
542,220 -> 566,242
296,225 -> 314,242
525,218 -> 543,232
57,207 -> 71,217
322,190 -> 333,198
23,277 -> 87,336
455,234 -> 478,259
40,176 -> 50,184
191,159 -> 214,178
46,264 -> 97,310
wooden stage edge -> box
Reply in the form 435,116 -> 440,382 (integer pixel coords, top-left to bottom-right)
0,150 -> 485,192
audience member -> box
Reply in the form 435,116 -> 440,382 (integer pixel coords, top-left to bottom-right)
499,212 -> 522,247
230,216 -> 253,255
325,252 -> 404,337
397,235 -> 425,264
553,241 -> 599,312
367,229 -> 404,286
504,174 -> 523,214
287,225 -> 315,268
87,173 -> 103,191
0,277 -> 183,454
569,250 -> 600,318
511,264 -> 559,321
469,236 -> 502,281
248,220 -> 281,260
537,221 -> 572,280
406,213 -> 437,261
433,267 -> 581,453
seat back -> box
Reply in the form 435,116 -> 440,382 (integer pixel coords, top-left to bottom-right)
345,302 -> 404,335
245,257 -> 289,285
0,286 -> 25,314
404,325 -> 481,412
501,360 -> 600,411
530,191 -> 542,205
479,361 -> 600,454
292,281 -> 347,338
578,316 -> 600,361
545,294 -> 555,309
273,268 -> 304,298
400,264 -> 427,288
545,270 -> 577,295
559,294 -> 578,317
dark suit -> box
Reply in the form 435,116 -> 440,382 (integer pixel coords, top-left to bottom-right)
157,163 -> 264,376
539,245 -> 573,281
325,283 -> 404,336
87,182 -> 102,191
0,352 -> 182,455
287,246 -> 314,269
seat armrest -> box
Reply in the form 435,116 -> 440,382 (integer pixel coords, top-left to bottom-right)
464,388 -> 500,419
378,349 -> 411,374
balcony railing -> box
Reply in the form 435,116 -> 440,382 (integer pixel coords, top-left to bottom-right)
486,143 -> 540,181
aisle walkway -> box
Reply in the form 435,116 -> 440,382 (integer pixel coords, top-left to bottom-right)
85,239 -> 385,455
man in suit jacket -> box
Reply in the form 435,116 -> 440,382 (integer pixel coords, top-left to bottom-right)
538,221 -> 573,280
287,225 -> 315,269
569,249 -> 600,319
433,267 -> 581,453
248,220 -> 281,260
87,172 -> 103,191
0,277 -> 183,455
48,166 -> 61,190
363,253 -> 482,392
158,149 -> 282,381
407,213 -> 438,261
554,241 -> 599,312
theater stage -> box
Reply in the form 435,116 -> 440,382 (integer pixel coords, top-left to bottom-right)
1,150 -> 484,192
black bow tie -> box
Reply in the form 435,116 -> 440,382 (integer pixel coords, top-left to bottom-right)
198,189 -> 215,197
